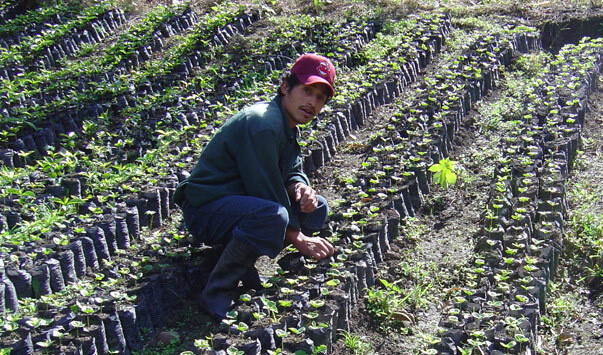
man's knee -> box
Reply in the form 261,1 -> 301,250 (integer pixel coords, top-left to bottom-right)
316,195 -> 329,216
234,202 -> 289,257
248,202 -> 289,233
269,204 -> 290,232
300,195 -> 328,232
275,205 -> 289,230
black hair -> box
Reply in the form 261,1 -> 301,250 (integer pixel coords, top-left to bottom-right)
276,71 -> 301,98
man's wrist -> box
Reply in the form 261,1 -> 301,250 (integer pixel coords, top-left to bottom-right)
285,227 -> 304,246
286,182 -> 303,196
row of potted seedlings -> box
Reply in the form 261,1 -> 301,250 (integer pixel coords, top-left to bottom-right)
0,11 -> 381,253
0,3 -> 126,80
195,22 -> 546,354
434,37 -> 602,354
0,13 -> 453,354
0,3 -> 196,112
0,0 -> 84,48
0,2 -> 261,162
0,10 -> 390,254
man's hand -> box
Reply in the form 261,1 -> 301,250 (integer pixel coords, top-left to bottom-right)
287,182 -> 318,213
286,228 -> 334,260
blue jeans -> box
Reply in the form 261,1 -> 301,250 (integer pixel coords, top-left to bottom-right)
181,195 -> 328,258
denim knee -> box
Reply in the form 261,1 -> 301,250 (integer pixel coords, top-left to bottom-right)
232,202 -> 289,258
299,195 -> 329,232
251,203 -> 289,234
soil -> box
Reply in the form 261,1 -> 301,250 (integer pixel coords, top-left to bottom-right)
135,2 -> 603,354
313,74 -> 504,354
322,79 -> 603,355
144,73 -> 603,355
535,87 -> 603,355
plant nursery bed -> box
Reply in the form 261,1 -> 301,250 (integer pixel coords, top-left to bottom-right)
1,1 -> 602,355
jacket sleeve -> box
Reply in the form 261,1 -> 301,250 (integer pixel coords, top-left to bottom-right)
286,155 -> 310,187
236,128 -> 302,230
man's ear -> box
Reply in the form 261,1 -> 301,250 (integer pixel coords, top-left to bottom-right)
280,81 -> 289,96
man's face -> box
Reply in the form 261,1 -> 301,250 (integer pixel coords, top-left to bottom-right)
281,82 -> 330,128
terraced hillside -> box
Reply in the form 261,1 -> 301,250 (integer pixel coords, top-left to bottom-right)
0,0 -> 601,354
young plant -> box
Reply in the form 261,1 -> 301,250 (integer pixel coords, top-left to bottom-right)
429,157 -> 458,189
261,296 -> 279,323
340,330 -> 372,354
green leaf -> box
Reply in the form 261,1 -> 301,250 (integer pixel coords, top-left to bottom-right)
429,158 -> 458,188
31,278 -> 40,298
428,164 -> 443,172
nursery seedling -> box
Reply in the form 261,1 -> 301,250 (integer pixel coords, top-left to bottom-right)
194,339 -> 212,350
340,330 -> 372,354
252,312 -> 266,321
278,299 -> 292,309
320,287 -> 330,296
227,347 -> 244,355
236,322 -> 249,334
275,328 -> 290,339
501,340 -> 517,350
515,333 -> 529,344
280,287 -> 293,297
429,158 -> 456,189
310,299 -> 325,309
49,326 -> 66,346
261,296 -> 279,323
35,339 -> 53,351
289,326 -> 306,335
70,320 -> 85,337
285,278 -> 298,286
326,279 -> 341,287
25,317 -> 50,329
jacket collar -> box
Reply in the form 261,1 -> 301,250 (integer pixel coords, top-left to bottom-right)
273,95 -> 298,142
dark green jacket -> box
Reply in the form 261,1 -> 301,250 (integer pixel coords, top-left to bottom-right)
173,96 -> 310,230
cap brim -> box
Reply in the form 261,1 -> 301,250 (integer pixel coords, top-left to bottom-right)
296,74 -> 335,97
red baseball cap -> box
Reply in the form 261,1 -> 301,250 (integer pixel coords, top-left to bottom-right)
291,53 -> 336,97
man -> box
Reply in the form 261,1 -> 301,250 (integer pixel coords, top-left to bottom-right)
174,53 -> 336,320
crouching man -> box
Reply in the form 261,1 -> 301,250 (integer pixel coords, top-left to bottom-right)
173,53 -> 336,319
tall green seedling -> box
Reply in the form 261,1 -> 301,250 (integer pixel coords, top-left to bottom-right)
429,158 -> 458,188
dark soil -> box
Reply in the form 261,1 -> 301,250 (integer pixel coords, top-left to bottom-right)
317,80 -> 502,354
136,2 -> 603,354
323,73 -> 603,355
